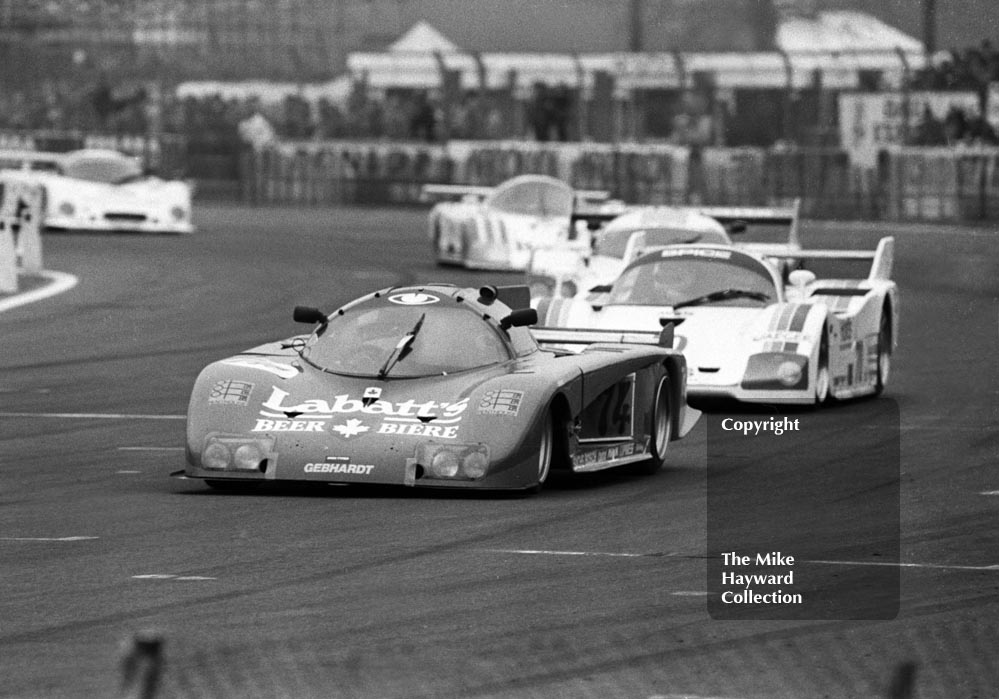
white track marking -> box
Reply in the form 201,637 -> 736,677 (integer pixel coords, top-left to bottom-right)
0,412 -> 184,420
116,470 -> 142,474
132,574 -> 216,581
0,270 -> 78,314
980,490 -> 999,496
0,536 -> 98,542
805,559 -> 999,572
485,548 -> 681,558
118,447 -> 185,451
484,550 -> 999,572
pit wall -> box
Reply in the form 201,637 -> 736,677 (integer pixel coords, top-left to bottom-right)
239,140 -> 999,222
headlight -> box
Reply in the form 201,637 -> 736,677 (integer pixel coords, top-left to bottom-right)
200,435 -> 273,472
58,202 -> 75,216
202,442 -> 230,470
559,280 -> 578,298
462,450 -> 489,479
170,206 -> 187,221
416,443 -> 491,480
777,360 -> 803,386
233,444 -> 263,471
741,353 -> 808,391
429,450 -> 460,478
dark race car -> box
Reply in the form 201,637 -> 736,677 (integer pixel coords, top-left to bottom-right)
176,284 -> 699,493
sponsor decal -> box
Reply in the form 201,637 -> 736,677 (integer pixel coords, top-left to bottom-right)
478,389 -> 524,416
377,422 -> 459,438
332,419 -> 369,438
754,331 -> 807,343
209,380 -> 254,405
253,419 -> 325,432
304,456 -> 374,475
388,292 -> 440,305
260,386 -> 468,423
572,441 -> 639,468
222,358 -> 298,380
660,248 -> 731,259
363,386 -> 382,400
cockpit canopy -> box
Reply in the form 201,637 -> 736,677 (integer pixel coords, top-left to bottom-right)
61,149 -> 143,185
608,247 -> 779,307
486,175 -> 574,218
300,288 -> 535,378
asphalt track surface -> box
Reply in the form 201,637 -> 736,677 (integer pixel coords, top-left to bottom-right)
1,205 -> 997,698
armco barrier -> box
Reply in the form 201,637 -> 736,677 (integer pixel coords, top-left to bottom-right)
239,140 -> 999,221
0,176 -> 43,293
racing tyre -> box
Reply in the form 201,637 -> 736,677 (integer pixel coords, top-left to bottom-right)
527,410 -> 554,493
874,308 -> 891,395
635,375 -> 672,475
814,329 -> 831,405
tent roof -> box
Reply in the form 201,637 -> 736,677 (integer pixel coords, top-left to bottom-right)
776,10 -> 924,54
388,21 -> 461,53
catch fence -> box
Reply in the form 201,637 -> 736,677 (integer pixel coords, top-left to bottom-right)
239,140 -> 999,222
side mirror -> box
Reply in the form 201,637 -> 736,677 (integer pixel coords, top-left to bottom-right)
293,306 -> 327,325
500,308 -> 538,329
788,269 -> 816,289
727,220 -> 748,234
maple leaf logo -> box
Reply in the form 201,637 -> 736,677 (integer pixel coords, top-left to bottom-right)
331,419 -> 369,438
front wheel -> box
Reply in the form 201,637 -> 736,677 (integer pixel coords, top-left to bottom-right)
527,410 -> 554,494
874,310 -> 891,395
635,375 -> 672,475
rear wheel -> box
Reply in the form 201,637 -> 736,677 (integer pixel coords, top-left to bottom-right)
875,308 -> 892,395
814,329 -> 831,405
635,375 -> 672,475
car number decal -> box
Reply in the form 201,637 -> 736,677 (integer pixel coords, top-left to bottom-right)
579,373 -> 635,442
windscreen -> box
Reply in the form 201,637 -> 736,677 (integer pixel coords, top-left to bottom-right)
488,178 -> 573,217
62,153 -> 142,184
607,250 -> 777,307
302,299 -> 512,378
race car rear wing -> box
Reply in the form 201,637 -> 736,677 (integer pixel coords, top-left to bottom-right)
533,325 -> 676,349
421,183 -> 610,204
569,199 -> 801,242
695,199 -> 801,246
774,236 -> 894,281
0,149 -> 64,172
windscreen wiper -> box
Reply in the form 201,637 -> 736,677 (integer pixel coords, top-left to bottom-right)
672,288 -> 771,309
377,313 -> 426,378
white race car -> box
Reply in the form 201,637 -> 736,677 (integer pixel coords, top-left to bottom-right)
527,202 -> 801,299
0,149 -> 194,234
423,174 -> 615,271
534,239 -> 897,405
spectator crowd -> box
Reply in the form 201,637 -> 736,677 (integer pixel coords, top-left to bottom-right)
1,40 -> 999,150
